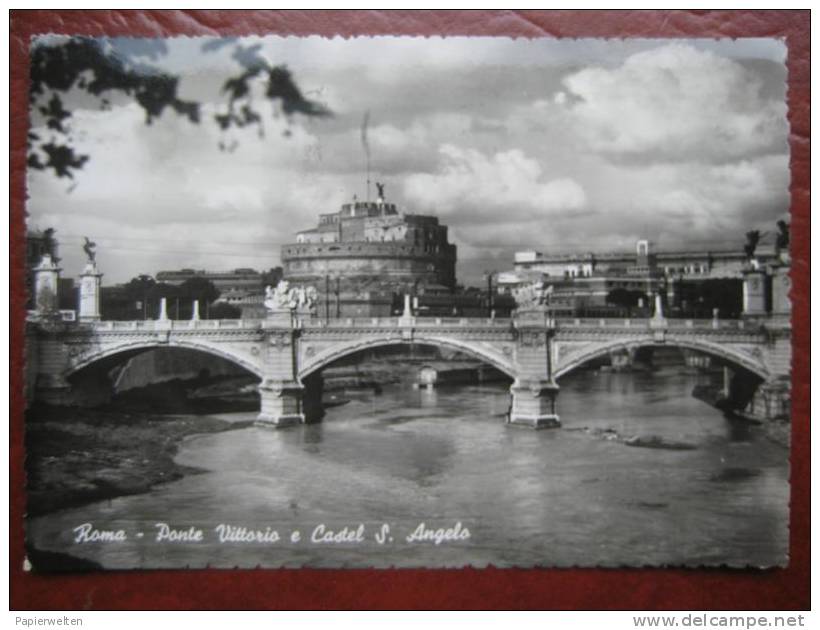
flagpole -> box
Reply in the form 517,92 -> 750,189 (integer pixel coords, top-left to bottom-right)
362,111 -> 371,202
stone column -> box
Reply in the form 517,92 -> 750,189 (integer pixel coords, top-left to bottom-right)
157,297 -> 169,321
742,268 -> 767,316
32,254 -> 61,314
650,292 -> 666,328
399,293 -> 415,326
78,262 -> 103,321
508,379 -> 560,428
191,299 -> 200,321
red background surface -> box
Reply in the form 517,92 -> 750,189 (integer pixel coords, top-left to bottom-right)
9,10 -> 810,610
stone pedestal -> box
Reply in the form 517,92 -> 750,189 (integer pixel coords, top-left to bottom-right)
264,308 -> 296,327
770,265 -> 791,317
256,380 -> 305,427
33,254 -> 61,314
508,379 -> 560,429
742,268 -> 767,316
79,262 -> 103,321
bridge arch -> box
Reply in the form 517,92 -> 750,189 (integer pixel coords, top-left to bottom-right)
298,334 -> 517,381
553,336 -> 769,382
64,339 -> 264,380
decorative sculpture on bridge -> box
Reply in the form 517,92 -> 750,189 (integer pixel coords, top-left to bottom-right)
295,285 -> 318,310
42,228 -> 59,263
514,281 -> 553,309
265,281 -> 291,311
264,281 -> 317,313
82,236 -> 97,263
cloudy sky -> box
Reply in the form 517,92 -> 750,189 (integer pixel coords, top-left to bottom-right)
26,36 -> 790,286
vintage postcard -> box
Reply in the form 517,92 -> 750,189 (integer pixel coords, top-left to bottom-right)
23,35 -> 791,570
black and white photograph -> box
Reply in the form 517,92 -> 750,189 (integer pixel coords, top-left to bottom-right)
23,34 -> 792,570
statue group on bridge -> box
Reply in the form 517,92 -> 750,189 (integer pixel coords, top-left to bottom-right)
514,281 -> 554,309
264,281 -> 317,313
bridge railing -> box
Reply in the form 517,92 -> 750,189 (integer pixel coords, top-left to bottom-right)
552,317 -> 751,330
84,316 -> 755,333
89,319 -> 263,331
301,316 -> 514,329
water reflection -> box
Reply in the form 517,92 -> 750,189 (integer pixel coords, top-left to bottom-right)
27,369 -> 789,569
419,388 -> 438,407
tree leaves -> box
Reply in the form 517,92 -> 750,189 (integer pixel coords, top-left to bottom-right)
214,63 -> 330,144
28,142 -> 89,179
28,37 -> 199,178
266,66 -> 331,118
28,36 -> 331,179
38,94 -> 71,132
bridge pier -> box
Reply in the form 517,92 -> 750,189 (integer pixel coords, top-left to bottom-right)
508,380 -> 560,429
34,374 -> 74,406
256,379 -> 305,428
744,378 -> 791,422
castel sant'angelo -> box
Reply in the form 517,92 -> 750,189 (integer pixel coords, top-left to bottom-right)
281,184 -> 457,317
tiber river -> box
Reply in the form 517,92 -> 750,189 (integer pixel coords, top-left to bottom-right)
28,369 -> 789,569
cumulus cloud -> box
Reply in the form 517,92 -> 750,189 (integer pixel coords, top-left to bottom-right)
560,43 -> 788,162
403,144 -> 587,223
570,154 -> 790,251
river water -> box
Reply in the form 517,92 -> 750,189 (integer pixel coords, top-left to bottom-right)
28,369 -> 789,568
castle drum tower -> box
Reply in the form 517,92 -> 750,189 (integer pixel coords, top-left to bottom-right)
281,186 -> 456,317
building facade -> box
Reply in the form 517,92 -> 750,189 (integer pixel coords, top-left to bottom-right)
510,241 -> 777,282
498,240 -> 781,317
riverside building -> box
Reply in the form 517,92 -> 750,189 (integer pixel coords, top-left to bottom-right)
497,239 -> 783,318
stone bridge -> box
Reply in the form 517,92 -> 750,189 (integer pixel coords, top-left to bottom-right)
26,308 -> 791,429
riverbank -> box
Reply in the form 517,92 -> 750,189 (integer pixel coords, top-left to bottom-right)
24,403 -> 252,517
691,383 -> 791,449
